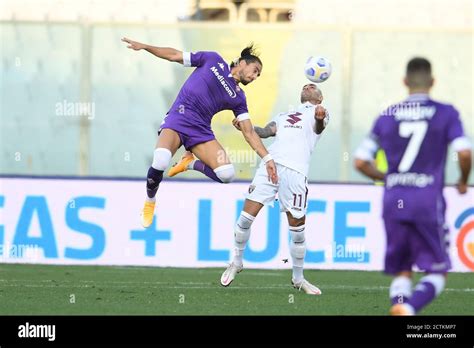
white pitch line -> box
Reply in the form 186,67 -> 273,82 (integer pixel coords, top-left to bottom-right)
0,280 -> 472,292
243,272 -> 283,277
0,279 -> 211,286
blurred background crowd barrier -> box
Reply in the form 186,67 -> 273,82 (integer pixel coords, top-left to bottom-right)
1,0 -> 472,183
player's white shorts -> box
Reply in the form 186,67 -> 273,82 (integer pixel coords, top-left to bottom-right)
246,163 -> 308,219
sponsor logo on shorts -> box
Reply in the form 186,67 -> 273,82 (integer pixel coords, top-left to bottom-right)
248,185 -> 255,194
430,262 -> 447,271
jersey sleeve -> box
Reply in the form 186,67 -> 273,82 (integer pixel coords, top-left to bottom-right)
182,51 -> 219,68
270,112 -> 284,128
447,107 -> 471,151
370,116 -> 383,141
233,94 -> 250,121
354,116 -> 382,161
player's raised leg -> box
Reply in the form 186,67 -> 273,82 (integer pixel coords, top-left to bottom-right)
286,212 -> 321,295
168,140 -> 232,182
168,151 -> 195,177
221,199 -> 264,287
396,223 -> 450,315
189,139 -> 235,183
390,272 -> 446,316
141,129 -> 182,228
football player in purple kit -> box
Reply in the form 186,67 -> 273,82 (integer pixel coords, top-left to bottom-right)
122,38 -> 278,228
354,57 -> 472,315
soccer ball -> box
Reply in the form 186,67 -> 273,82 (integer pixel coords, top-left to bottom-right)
304,56 -> 332,83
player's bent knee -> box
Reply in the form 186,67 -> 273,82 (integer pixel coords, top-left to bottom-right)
152,148 -> 172,171
290,225 -> 306,244
236,211 -> 255,230
287,212 -> 306,225
291,231 -> 305,244
214,164 -> 235,183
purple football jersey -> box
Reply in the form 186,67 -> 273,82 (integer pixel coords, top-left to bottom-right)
164,51 -> 248,129
370,94 -> 465,221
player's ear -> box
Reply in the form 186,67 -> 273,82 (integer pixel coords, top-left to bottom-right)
403,77 -> 409,87
429,77 -> 435,88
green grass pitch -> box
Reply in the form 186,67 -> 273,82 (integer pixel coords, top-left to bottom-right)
0,264 -> 472,315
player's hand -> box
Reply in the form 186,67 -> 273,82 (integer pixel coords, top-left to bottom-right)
232,118 -> 242,131
122,37 -> 147,51
315,105 -> 327,121
456,181 -> 468,194
265,160 -> 278,184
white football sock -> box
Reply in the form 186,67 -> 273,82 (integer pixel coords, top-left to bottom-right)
290,225 -> 306,283
187,160 -> 196,170
232,211 -> 255,266
389,276 -> 412,303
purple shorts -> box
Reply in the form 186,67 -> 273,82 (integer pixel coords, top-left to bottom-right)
159,113 -> 216,151
383,218 -> 451,274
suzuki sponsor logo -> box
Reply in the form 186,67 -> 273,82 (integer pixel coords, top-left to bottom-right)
286,113 -> 302,125
284,112 -> 303,129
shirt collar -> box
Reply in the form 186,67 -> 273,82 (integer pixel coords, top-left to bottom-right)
406,93 -> 430,101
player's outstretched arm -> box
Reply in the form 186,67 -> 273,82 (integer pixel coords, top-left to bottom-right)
456,149 -> 472,194
233,118 -> 276,138
239,119 -> 278,184
121,37 -> 183,64
315,105 -> 328,134
254,121 -> 277,138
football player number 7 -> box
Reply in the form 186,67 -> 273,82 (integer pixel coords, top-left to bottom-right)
398,121 -> 428,172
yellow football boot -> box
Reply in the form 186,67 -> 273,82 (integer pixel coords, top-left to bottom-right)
140,200 -> 156,228
168,151 -> 195,177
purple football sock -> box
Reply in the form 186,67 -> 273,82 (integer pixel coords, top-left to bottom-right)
146,167 -> 164,198
408,280 -> 437,312
193,160 -> 222,183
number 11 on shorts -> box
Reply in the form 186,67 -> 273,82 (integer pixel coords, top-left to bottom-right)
293,189 -> 308,208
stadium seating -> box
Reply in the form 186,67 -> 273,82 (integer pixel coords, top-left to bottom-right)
1,23 -> 81,175
0,0 -> 472,183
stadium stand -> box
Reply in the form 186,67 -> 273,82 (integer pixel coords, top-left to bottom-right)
0,0 -> 472,183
